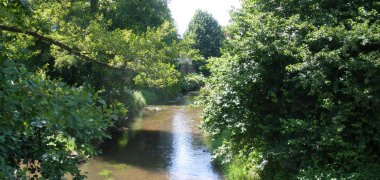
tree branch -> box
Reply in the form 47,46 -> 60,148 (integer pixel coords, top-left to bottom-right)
0,25 -> 127,72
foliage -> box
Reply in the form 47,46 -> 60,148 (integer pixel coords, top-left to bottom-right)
1,0 -> 181,116
176,35 -> 207,77
1,0 -> 180,89
225,152 -> 261,180
118,89 -> 147,116
0,0 -> 181,178
201,0 -> 380,179
139,89 -> 161,105
0,60 -> 118,178
178,35 -> 206,63
185,9 -> 224,59
139,86 -> 181,105
77,21 -> 180,88
106,0 -> 176,34
180,73 -> 206,92
184,9 -> 224,74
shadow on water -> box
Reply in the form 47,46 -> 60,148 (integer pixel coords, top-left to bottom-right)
80,92 -> 221,180
101,130 -> 174,171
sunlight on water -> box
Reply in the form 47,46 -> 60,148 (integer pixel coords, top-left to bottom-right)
80,93 -> 221,180
169,106 -> 220,180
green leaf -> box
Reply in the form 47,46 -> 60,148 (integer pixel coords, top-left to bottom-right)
98,99 -> 106,105
109,114 -> 118,121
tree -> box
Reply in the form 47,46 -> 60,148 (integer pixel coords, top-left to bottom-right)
201,0 -> 380,179
184,10 -> 224,74
106,0 -> 175,33
0,0 -> 180,178
0,0 -> 181,95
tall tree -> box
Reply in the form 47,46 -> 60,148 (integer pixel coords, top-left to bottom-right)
185,10 -> 224,59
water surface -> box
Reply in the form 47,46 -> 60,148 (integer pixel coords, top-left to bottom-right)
80,92 -> 221,180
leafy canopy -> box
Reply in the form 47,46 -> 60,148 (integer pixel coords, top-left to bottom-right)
1,0 -> 180,89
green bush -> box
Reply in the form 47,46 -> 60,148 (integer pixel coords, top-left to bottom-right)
140,89 -> 160,104
139,86 -> 181,104
109,100 -> 129,127
180,73 -> 205,92
118,89 -> 147,116
208,132 -> 261,180
0,60 -> 117,178
225,152 -> 261,180
201,0 -> 380,179
131,91 -> 147,113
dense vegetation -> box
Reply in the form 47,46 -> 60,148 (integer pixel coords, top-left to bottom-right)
201,0 -> 380,179
0,0 -> 186,178
1,60 -> 121,178
2,0 -> 379,179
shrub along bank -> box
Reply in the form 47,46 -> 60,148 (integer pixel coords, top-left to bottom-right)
200,0 -> 380,179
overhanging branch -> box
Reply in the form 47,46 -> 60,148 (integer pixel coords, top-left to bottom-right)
0,25 -> 127,72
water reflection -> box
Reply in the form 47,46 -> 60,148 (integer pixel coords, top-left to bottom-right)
169,106 -> 220,180
103,130 -> 174,171
80,93 -> 221,180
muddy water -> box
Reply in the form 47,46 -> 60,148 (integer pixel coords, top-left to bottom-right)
80,92 -> 221,180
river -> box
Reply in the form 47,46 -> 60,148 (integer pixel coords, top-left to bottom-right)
80,92 -> 221,180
